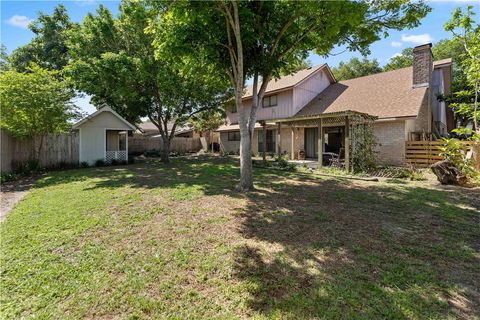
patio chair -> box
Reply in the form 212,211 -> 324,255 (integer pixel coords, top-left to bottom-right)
329,148 -> 345,168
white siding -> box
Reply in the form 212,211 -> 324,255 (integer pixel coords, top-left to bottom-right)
293,71 -> 331,114
227,89 -> 294,124
225,69 -> 332,124
78,111 -> 132,165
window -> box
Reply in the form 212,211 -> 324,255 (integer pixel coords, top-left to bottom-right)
227,131 -> 241,141
262,95 -> 278,108
258,129 -> 276,153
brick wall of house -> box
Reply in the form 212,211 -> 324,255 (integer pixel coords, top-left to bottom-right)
373,121 -> 405,166
219,131 -> 260,154
412,44 -> 433,87
414,92 -> 430,132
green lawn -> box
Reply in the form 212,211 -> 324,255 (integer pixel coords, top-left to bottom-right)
1,157 -> 479,319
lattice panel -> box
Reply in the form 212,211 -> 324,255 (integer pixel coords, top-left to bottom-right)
105,150 -> 127,163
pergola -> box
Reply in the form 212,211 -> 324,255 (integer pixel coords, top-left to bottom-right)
260,110 -> 377,171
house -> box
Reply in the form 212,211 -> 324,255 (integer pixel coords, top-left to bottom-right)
137,121 -> 199,138
217,43 -> 453,166
72,106 -> 137,165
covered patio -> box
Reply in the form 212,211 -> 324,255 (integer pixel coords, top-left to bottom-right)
260,110 -> 377,171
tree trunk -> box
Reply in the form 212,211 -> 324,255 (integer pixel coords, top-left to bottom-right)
238,129 -> 253,191
161,137 -> 171,163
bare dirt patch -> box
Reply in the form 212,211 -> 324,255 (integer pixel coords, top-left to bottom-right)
0,176 -> 37,220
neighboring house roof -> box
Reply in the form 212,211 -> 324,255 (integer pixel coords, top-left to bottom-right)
217,123 -> 272,132
295,65 -> 435,120
72,106 -> 136,130
139,120 -> 194,136
243,64 -> 335,98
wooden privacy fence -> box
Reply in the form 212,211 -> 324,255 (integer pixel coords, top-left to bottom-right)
405,140 -> 476,168
128,136 -> 202,154
1,130 -> 79,171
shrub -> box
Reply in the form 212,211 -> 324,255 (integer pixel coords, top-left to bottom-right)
128,157 -> 135,164
26,159 -> 40,172
439,137 -> 478,178
1,172 -> 17,184
11,159 -> 40,174
80,161 -> 90,168
274,154 -> 296,171
351,123 -> 377,173
95,159 -> 105,167
110,159 -> 119,166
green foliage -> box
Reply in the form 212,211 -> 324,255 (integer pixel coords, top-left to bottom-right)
278,59 -> 313,77
351,124 -> 377,173
9,5 -> 75,72
439,137 -> 478,178
68,1 -> 229,162
11,159 -> 40,175
0,172 -> 17,184
95,159 -> 105,167
383,47 -> 413,71
445,5 -> 480,131
0,45 -> 9,72
0,65 -> 78,138
190,111 -> 225,133
80,161 -> 90,168
332,57 -> 382,81
155,0 -> 430,187
0,65 -> 79,159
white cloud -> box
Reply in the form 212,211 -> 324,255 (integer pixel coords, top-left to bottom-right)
401,33 -> 433,45
391,41 -> 403,48
6,15 -> 32,29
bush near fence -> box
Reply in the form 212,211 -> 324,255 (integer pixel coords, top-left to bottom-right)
128,135 -> 202,155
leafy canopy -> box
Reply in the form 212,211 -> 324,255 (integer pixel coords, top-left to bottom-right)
9,5 -> 75,72
68,1 -> 230,161
0,65 -> 79,138
332,57 -> 382,81
444,6 -> 480,130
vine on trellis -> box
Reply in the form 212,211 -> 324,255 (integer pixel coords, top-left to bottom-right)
350,122 -> 377,173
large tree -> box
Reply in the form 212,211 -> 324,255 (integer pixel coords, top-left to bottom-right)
0,65 -> 79,160
332,57 -> 382,81
68,1 -> 229,162
154,0 -> 430,190
383,47 -> 414,71
445,6 -> 480,132
10,5 -> 75,72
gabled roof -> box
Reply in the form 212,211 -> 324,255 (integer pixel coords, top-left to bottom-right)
138,120 -> 194,136
243,64 -> 336,98
295,65 -> 430,120
72,106 -> 137,130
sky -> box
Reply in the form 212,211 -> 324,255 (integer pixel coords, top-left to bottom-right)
1,0 -> 479,114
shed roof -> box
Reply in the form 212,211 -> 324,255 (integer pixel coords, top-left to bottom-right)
72,106 -> 136,130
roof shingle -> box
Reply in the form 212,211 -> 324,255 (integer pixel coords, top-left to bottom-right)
295,66 -> 428,119
243,64 -> 332,98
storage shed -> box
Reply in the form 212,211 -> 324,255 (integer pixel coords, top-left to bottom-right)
72,107 -> 136,165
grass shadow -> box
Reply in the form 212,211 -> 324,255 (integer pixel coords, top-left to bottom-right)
234,174 -> 480,318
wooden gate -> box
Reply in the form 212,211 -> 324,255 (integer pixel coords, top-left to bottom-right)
405,140 -> 475,168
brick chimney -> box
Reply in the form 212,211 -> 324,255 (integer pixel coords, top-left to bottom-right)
412,43 -> 433,88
